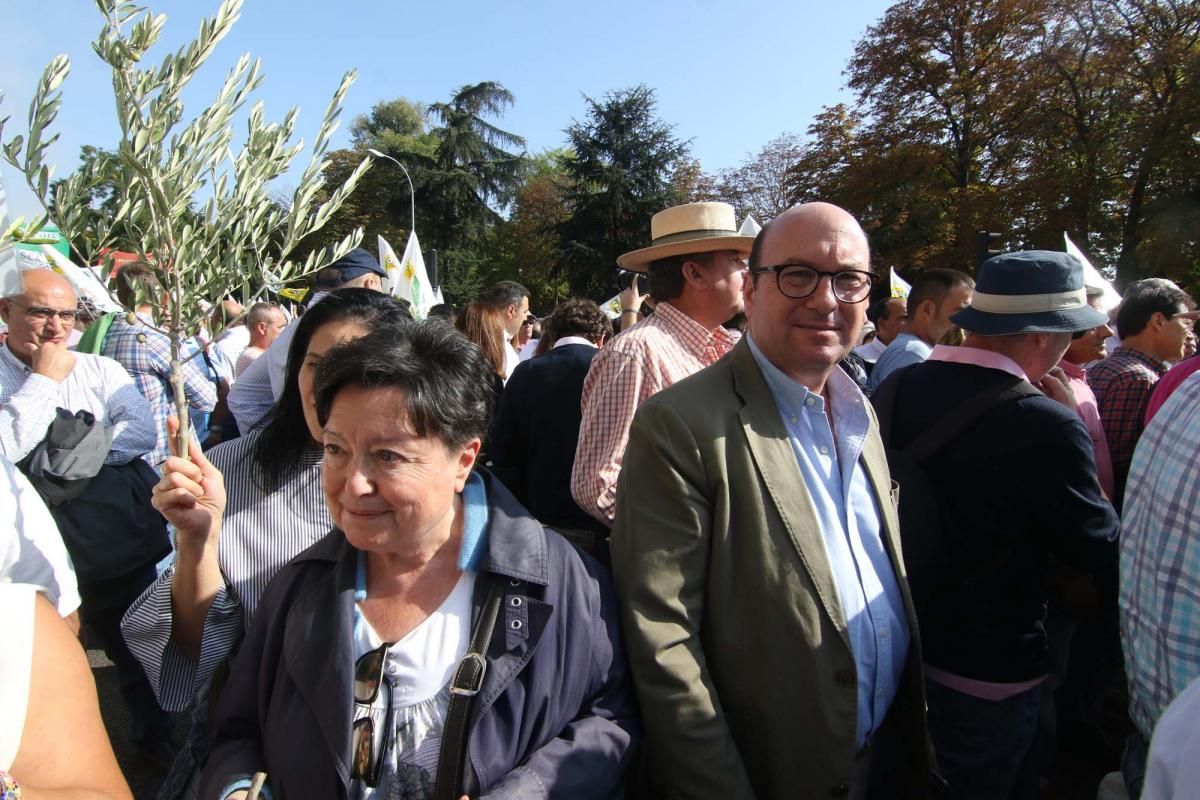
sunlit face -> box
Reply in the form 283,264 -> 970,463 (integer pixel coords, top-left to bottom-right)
877,298 -> 907,345
322,385 -> 480,553
1063,297 -> 1112,364
929,286 -> 973,344
0,282 -> 78,362
262,310 -> 288,347
1159,309 -> 1200,362
700,250 -> 750,323
744,207 -> 870,383
298,320 -> 369,441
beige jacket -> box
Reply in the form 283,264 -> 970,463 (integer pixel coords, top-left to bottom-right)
611,339 -> 934,799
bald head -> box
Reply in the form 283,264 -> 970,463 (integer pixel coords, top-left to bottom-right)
750,203 -> 870,271
18,269 -> 76,304
0,269 -> 79,364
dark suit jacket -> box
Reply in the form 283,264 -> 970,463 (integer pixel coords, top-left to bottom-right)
491,343 -> 600,531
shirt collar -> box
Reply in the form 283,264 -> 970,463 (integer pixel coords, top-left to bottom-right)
745,332 -> 867,423
929,345 -> 1027,381
654,301 -> 739,355
1114,345 -> 1168,375
552,335 -> 596,350
1058,358 -> 1086,380
0,343 -> 31,373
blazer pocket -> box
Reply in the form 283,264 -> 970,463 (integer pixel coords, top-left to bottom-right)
889,480 -> 901,509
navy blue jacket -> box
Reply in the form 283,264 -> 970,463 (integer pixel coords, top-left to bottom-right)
200,470 -> 639,799
490,343 -> 600,531
882,361 -> 1119,682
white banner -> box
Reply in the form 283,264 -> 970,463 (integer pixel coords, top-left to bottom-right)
889,267 -> 912,299
39,245 -> 122,312
1064,232 -> 1121,312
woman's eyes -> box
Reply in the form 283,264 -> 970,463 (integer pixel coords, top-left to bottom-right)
322,445 -> 410,464
323,443 -> 343,456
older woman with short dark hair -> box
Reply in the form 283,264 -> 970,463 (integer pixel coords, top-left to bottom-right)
200,320 -> 638,800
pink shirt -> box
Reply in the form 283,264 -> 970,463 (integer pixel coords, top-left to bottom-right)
1059,359 -> 1116,500
1145,356 -> 1200,425
928,344 -> 1026,379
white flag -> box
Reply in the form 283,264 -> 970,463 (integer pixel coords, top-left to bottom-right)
0,172 -> 19,298
39,245 -> 122,312
599,294 -> 624,320
1064,232 -> 1121,312
889,267 -> 912,299
739,215 -> 762,236
380,232 -> 437,320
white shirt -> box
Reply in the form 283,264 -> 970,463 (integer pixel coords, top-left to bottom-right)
1144,674 -> 1200,799
519,338 -> 539,361
853,338 -> 887,363
0,344 -> 156,465
209,325 -> 251,385
504,342 -> 521,383
0,459 -> 79,616
553,335 -> 598,350
353,571 -> 475,798
0,583 -> 35,770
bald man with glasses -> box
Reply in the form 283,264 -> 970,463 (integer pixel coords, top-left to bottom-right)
610,203 -> 935,799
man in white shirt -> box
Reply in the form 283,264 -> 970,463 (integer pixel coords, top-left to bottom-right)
233,302 -> 287,378
479,280 -> 531,381
855,296 -> 906,363
0,268 -> 171,757
0,456 -> 80,619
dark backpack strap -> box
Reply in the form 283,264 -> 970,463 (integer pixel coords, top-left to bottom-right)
900,373 -> 1041,463
434,573 -> 504,800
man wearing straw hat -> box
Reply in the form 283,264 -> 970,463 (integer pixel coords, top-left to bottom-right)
570,201 -> 753,529
876,250 -> 1120,799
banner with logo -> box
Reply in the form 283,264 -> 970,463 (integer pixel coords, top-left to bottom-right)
380,232 -> 437,319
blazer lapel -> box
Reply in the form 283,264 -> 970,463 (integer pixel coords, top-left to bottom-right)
730,342 -> 851,648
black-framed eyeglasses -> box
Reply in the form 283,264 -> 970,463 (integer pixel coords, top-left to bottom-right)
351,641 -> 395,787
6,300 -> 79,324
753,265 -> 875,303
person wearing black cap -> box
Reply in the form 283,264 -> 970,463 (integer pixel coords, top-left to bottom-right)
227,248 -> 388,432
873,250 -> 1121,800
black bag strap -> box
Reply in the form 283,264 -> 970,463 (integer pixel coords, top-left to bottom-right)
876,365 -> 1041,463
434,573 -> 504,800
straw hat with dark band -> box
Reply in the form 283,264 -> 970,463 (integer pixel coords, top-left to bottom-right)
616,202 -> 756,272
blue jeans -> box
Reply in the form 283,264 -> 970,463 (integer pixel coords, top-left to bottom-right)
925,677 -> 1043,800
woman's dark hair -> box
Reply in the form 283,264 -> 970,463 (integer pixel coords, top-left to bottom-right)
313,320 -> 493,450
251,288 -> 412,491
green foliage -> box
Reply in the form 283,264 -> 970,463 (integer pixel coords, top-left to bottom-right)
559,85 -> 690,298
1,0 -> 371,451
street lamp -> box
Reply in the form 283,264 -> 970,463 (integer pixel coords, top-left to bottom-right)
366,148 -> 416,235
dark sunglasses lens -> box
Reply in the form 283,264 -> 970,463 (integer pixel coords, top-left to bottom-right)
350,716 -> 377,784
354,648 -> 386,703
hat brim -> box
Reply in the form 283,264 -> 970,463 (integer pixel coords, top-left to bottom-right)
616,234 -> 757,272
950,305 -> 1108,336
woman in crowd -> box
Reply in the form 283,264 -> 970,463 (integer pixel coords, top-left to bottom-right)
454,301 -> 509,460
183,321 -> 637,799
1,583 -> 131,799
122,288 -> 411,797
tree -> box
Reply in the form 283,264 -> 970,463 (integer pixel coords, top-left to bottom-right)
559,85 -> 690,298
2,0 -> 369,453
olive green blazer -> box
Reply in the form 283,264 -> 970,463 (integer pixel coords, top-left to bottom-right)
611,338 -> 934,799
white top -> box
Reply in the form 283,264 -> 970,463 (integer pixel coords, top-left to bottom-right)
233,346 -> 264,379
0,459 -> 80,616
353,570 -> 475,799
518,338 -> 539,361
0,583 -> 37,770
853,337 -> 887,363
1143,674 -> 1200,800
209,325 -> 250,385
504,342 -> 521,383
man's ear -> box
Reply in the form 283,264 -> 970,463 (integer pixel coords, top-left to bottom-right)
1148,311 -> 1167,332
681,259 -> 709,290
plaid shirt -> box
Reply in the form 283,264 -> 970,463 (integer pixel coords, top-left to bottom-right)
570,302 -> 739,526
101,316 -> 217,467
1120,371 -> 1200,738
1086,346 -> 1167,507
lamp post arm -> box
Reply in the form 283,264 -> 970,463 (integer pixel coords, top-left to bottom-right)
366,149 -> 416,235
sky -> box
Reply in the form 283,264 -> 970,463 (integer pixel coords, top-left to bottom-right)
1,0 -> 895,221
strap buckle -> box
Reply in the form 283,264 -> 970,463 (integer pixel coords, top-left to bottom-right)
450,652 -> 488,697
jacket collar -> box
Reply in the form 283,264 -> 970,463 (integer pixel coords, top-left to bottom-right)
292,467 -> 550,586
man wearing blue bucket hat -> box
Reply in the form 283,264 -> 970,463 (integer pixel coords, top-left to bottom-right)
873,250 -> 1120,799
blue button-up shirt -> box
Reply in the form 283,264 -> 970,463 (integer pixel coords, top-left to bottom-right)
748,334 -> 911,747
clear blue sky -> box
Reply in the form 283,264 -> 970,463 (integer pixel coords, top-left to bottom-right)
1,0 -> 894,220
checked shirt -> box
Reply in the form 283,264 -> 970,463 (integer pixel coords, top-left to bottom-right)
1087,346 -> 1167,507
570,301 -> 739,526
1120,371 -> 1200,739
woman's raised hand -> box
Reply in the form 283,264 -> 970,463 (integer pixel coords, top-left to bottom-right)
152,416 -> 227,547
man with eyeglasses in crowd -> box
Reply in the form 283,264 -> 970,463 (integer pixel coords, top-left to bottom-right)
0,268 -> 173,760
571,201 -> 753,530
610,203 -> 935,798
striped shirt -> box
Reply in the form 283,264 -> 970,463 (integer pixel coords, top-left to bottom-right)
1120,371 -> 1200,739
121,430 -> 330,710
0,344 -> 156,465
570,301 -> 739,526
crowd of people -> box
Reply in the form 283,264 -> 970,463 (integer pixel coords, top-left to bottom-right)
0,198 -> 1198,800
